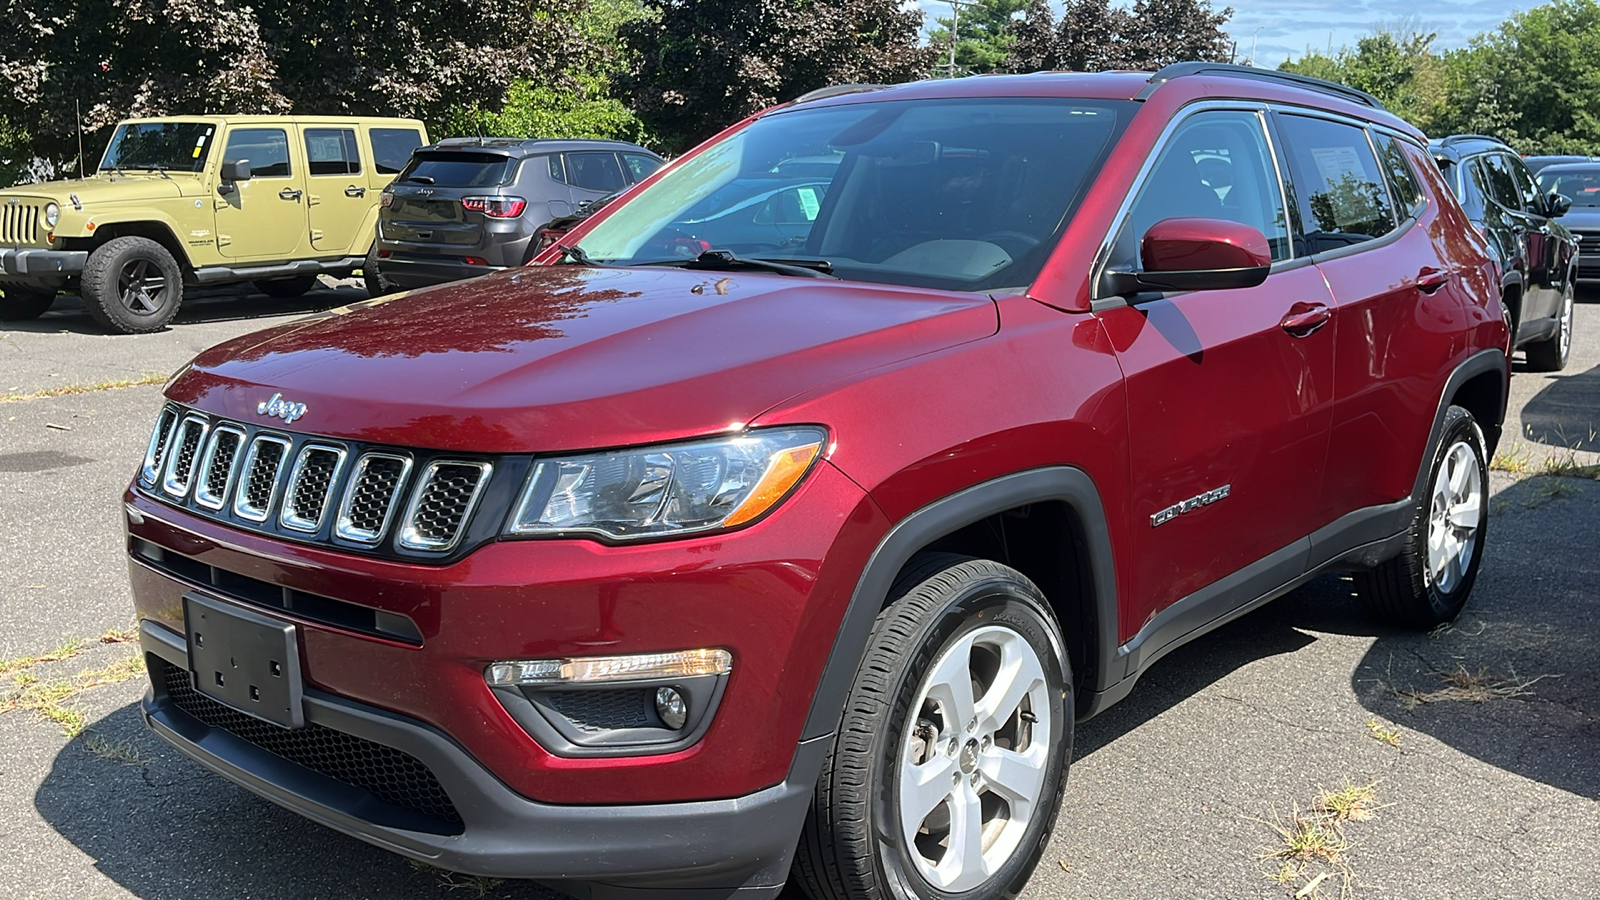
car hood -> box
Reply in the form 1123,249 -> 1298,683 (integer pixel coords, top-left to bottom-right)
0,173 -> 199,207
169,265 -> 999,453
1556,208 -> 1600,231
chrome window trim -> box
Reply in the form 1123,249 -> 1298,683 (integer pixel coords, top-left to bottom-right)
334,452 -> 414,544
397,460 -> 493,552
193,424 -> 247,511
280,443 -> 349,533
140,407 -> 179,486
232,434 -> 293,523
160,415 -> 210,500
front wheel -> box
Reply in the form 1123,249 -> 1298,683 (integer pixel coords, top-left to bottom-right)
80,236 -> 184,333
1524,282 -> 1574,372
0,286 -> 56,321
1354,405 -> 1488,627
792,555 -> 1071,900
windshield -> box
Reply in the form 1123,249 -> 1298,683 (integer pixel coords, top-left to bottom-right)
1539,166 -> 1600,206
101,121 -> 215,172
577,97 -> 1134,292
397,152 -> 513,187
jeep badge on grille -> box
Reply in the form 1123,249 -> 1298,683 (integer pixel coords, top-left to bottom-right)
257,392 -> 308,424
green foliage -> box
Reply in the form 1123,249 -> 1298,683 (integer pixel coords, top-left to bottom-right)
1002,0 -> 1233,73
928,0 -> 1030,76
1280,27 -> 1448,133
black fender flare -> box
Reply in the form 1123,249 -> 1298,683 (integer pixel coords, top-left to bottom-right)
1413,348 -> 1509,503
799,466 -> 1121,740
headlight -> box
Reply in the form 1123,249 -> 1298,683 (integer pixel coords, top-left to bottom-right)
507,427 -> 827,541
43,202 -> 59,227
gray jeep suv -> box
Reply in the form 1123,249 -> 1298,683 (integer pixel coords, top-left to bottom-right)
371,137 -> 661,290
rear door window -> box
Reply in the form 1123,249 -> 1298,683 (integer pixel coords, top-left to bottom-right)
1274,114 -> 1395,253
397,152 -> 512,187
370,128 -> 424,176
223,127 -> 292,178
1373,134 -> 1423,218
565,152 -> 629,192
304,128 -> 361,176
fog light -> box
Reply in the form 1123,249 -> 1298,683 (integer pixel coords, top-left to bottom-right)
655,687 -> 687,730
486,648 -> 732,686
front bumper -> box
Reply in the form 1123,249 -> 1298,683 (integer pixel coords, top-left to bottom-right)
140,619 -> 822,894
1,248 -> 86,280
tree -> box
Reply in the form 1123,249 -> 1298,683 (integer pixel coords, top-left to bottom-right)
1280,26 -> 1448,133
0,0 -> 587,181
998,0 -> 1231,74
927,0 -> 1030,76
622,0 -> 935,152
1058,0 -> 1133,72
1121,0 -> 1233,70
1004,0 -> 1060,72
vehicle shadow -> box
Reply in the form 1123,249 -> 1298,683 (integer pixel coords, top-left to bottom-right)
1519,361 -> 1600,452
34,702 -> 568,899
5,282 -> 365,336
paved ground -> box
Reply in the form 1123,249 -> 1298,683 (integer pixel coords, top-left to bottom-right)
1,284 -> 1596,899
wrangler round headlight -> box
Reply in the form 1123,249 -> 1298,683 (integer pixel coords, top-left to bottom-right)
506,427 -> 827,541
43,202 -> 60,228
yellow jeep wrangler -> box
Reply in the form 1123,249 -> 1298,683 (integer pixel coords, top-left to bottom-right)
0,115 -> 426,333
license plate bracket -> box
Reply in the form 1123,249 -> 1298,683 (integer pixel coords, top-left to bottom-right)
184,592 -> 305,729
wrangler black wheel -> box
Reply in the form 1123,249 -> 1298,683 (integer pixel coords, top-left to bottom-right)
81,236 -> 184,333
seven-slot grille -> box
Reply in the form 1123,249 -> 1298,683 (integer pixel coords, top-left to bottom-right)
1,201 -> 41,244
139,405 -> 490,555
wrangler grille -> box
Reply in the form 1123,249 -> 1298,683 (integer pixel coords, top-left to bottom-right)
0,202 -> 40,244
158,660 -> 462,830
138,404 -> 491,557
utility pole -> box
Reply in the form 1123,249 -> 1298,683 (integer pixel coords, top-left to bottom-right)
944,0 -> 971,78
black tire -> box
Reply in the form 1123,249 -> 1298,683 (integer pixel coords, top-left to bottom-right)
363,243 -> 394,298
0,286 -> 56,321
80,236 -> 184,334
253,275 -> 318,298
1524,281 -> 1574,372
1354,405 -> 1488,628
792,554 -> 1071,900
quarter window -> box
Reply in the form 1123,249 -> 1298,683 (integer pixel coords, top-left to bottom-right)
624,154 -> 662,182
304,128 -> 361,177
1374,133 -> 1423,217
370,128 -> 423,175
223,128 -> 291,178
1275,115 -> 1395,252
1108,109 -> 1292,271
565,152 -> 628,192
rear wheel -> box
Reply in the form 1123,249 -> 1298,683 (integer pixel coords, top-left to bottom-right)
1354,405 -> 1487,627
0,286 -> 56,321
253,275 -> 318,298
1524,282 -> 1574,372
363,243 -> 394,298
792,555 -> 1071,900
80,236 -> 184,334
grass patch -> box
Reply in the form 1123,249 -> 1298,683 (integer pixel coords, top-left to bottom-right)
2,652 -> 147,736
1364,719 -> 1401,747
83,732 -> 150,766
406,860 -> 505,896
1524,477 -> 1583,507
1256,781 -> 1385,899
1395,663 -> 1558,708
1315,781 -> 1383,824
1490,446 -> 1600,479
0,636 -> 87,676
0,372 -> 167,403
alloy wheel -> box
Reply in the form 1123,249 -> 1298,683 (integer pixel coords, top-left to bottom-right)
118,258 -> 169,315
1427,440 -> 1482,594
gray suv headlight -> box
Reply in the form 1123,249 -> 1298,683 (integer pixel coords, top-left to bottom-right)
506,427 -> 827,541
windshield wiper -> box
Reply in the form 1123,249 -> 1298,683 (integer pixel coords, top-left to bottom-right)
646,249 -> 837,279
99,165 -> 126,178
555,243 -> 596,266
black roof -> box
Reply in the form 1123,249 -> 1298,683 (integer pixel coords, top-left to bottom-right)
1429,134 -> 1513,162
419,137 -> 659,158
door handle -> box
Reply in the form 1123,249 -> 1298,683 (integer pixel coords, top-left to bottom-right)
345,186 -> 366,198
1415,266 -> 1450,294
279,188 -> 303,201
1279,302 -> 1330,338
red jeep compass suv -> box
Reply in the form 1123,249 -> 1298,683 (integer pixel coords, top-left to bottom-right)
125,64 -> 1509,900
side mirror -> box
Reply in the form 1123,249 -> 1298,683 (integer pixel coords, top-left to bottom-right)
221,159 -> 252,183
1546,191 -> 1572,218
1102,217 -> 1272,296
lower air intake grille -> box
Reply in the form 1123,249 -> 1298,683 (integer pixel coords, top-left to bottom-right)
543,689 -> 656,733
158,660 -> 462,830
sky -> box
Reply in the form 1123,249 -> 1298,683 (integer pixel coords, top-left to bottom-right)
915,0 -> 1548,69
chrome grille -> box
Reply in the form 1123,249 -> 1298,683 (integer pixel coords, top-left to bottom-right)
234,436 -> 291,522
161,416 -> 208,498
1,202 -> 40,244
336,454 -> 411,543
399,461 -> 492,551
281,445 -> 346,532
141,408 -> 179,485
194,426 -> 245,510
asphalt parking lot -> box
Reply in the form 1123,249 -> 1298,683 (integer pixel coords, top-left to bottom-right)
2,283 -> 1597,899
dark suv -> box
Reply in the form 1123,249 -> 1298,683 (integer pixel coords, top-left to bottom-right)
1431,135 -> 1577,370
371,137 -> 661,290
126,65 -> 1508,900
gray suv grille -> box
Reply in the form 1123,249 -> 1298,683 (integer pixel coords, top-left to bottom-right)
138,405 -> 492,557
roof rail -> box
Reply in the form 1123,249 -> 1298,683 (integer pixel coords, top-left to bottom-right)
1438,133 -> 1506,147
788,84 -> 890,106
1142,62 -> 1386,111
